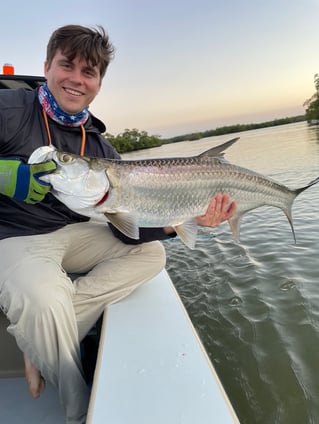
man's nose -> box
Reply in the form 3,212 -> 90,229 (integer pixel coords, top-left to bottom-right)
68,69 -> 83,84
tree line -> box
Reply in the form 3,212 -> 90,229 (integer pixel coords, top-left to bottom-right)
105,129 -> 162,154
106,72 -> 319,154
303,73 -> 319,124
105,115 -> 305,154
164,115 -> 305,144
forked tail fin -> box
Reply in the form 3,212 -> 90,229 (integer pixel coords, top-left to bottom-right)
287,175 -> 319,243
295,175 -> 319,195
282,206 -> 296,244
228,174 -> 319,244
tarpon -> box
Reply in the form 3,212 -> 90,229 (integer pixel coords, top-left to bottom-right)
28,138 -> 319,248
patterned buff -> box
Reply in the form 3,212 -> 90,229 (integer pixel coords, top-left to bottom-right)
38,82 -> 89,127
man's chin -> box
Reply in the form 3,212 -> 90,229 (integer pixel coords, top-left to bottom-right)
61,104 -> 84,115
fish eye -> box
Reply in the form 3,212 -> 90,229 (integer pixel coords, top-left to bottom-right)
59,154 -> 74,163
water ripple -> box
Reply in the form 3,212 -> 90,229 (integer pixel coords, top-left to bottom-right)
162,123 -> 319,423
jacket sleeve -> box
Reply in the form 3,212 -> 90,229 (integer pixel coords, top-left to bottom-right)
108,223 -> 177,244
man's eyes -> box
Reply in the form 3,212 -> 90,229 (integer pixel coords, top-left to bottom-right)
59,62 -> 97,77
60,62 -> 72,69
84,69 -> 97,77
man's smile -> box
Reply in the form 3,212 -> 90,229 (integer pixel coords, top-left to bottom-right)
63,87 -> 83,96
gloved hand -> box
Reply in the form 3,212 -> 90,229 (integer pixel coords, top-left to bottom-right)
0,159 -> 57,204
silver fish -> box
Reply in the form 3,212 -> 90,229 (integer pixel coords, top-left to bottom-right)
28,138 -> 319,249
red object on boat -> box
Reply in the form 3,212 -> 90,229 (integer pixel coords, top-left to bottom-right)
2,63 -> 14,75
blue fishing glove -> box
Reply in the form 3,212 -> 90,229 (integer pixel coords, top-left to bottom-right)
0,159 -> 57,204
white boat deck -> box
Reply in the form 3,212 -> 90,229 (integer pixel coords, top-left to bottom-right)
88,270 -> 239,423
0,270 -> 239,423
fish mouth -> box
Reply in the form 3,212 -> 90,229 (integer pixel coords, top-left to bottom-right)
95,191 -> 109,207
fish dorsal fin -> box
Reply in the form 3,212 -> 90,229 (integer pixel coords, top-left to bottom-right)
198,137 -> 239,158
174,219 -> 198,249
104,211 -> 140,240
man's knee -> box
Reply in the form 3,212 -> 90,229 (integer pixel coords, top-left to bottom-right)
5,276 -> 74,323
142,241 -> 166,271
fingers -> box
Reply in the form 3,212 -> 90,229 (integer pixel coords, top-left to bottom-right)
224,198 -> 236,219
196,193 -> 236,227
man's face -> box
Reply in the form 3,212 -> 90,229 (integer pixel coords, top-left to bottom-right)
44,49 -> 101,114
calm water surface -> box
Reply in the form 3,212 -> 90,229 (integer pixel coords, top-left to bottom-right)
124,122 -> 319,424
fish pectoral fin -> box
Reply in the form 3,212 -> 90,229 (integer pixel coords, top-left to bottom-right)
228,214 -> 242,240
174,219 -> 198,249
104,212 -> 140,240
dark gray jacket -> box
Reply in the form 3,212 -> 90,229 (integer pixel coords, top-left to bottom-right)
0,88 -> 171,243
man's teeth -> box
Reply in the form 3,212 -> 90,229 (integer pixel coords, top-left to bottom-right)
65,88 -> 81,96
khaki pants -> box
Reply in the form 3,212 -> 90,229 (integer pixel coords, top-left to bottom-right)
0,222 -> 166,424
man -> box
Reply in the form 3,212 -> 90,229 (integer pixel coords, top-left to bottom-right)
0,25 -> 235,423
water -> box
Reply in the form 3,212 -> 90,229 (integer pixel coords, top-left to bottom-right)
124,122 -> 319,424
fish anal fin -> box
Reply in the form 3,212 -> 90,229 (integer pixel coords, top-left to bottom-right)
174,219 -> 198,249
105,212 -> 140,240
228,214 -> 242,241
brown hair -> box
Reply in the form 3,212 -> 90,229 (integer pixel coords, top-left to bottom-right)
46,24 -> 115,79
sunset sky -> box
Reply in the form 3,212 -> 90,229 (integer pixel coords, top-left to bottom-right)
1,0 -> 318,137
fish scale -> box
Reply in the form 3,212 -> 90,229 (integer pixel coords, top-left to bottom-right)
28,138 -> 319,249
105,157 -> 290,220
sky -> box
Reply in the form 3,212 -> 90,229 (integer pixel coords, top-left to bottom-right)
1,0 -> 319,138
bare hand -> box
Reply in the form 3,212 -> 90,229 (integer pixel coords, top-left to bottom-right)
163,193 -> 236,235
196,193 -> 236,228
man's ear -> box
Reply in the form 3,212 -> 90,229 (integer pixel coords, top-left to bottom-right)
44,61 -> 49,78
